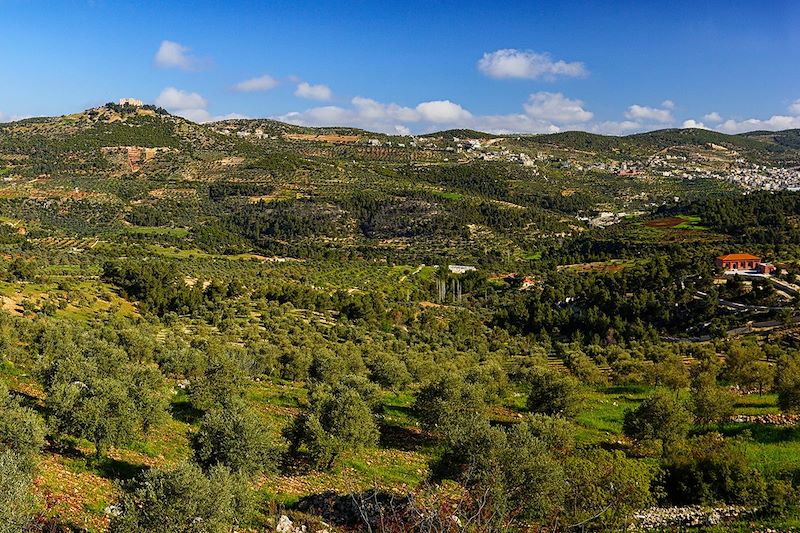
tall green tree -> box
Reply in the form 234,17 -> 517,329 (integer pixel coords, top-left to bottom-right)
775,353 -> 800,413
0,451 -> 39,533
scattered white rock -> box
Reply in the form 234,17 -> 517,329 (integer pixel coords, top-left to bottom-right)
633,504 -> 754,530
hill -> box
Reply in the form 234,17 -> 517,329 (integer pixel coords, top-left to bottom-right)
0,104 -> 798,264
4,104 -> 800,531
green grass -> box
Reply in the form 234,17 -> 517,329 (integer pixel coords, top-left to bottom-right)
673,215 -> 710,230
382,390 -> 417,426
580,386 -> 800,477
434,191 -> 463,201
522,250 -> 542,260
575,385 -> 651,443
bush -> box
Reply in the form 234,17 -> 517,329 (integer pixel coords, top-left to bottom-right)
0,383 -> 46,464
689,372 -> 735,426
191,400 -> 276,478
775,353 -> 800,413
521,414 -> 577,457
432,416 -> 566,523
663,433 -> 767,506
623,389 -> 691,451
110,462 -> 253,533
563,449 -> 656,530
413,374 -> 486,433
526,369 -> 583,418
0,450 -> 39,533
285,386 -> 379,469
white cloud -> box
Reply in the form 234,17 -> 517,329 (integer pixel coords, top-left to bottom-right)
473,114 -> 561,134
0,111 -> 30,123
155,87 -> 207,111
176,108 -> 213,123
703,112 -> 722,122
661,100 -> 675,109
295,82 -> 333,101
587,120 -> 642,135
625,104 -> 673,124
717,115 -> 800,134
352,97 -> 419,122
711,99 -> 800,133
478,49 -> 587,80
523,92 -> 593,123
272,93 -> 800,136
154,40 -> 204,71
276,95 -> 564,135
234,75 -> 278,92
214,112 -> 251,121
682,119 -> 708,129
154,87 -> 243,123
415,100 -> 472,123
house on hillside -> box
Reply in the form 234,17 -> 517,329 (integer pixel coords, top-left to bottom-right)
448,265 -> 476,274
715,253 -> 775,274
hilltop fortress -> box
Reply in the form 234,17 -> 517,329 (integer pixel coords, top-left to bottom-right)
118,98 -> 144,107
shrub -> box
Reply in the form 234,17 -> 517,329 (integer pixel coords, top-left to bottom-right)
110,462 -> 253,533
526,369 -> 583,418
663,433 -> 767,506
285,386 -> 378,469
623,389 -> 691,451
0,451 -> 39,533
191,400 -> 276,478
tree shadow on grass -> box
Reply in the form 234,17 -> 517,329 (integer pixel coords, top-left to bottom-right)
733,399 -> 773,409
717,423 -> 800,444
45,438 -> 147,481
92,455 -> 146,481
9,389 -> 47,416
603,385 -> 651,395
379,422 -> 434,452
278,452 -> 316,476
169,397 -> 204,425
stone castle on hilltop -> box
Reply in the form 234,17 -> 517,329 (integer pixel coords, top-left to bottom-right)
118,98 -> 144,107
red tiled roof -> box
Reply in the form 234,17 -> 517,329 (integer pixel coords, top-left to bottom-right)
717,253 -> 760,261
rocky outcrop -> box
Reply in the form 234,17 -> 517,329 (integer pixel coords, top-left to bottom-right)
728,413 -> 800,426
633,505 -> 754,530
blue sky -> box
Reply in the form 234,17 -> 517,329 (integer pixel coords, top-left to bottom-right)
1,0 -> 799,134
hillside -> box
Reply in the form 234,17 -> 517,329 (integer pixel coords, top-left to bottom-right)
2,104 -> 799,266
5,103 -> 800,531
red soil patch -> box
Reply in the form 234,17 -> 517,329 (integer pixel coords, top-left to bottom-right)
645,217 -> 687,229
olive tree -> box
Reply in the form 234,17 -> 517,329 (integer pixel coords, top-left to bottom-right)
110,462 -> 253,533
775,353 -> 800,413
690,372 -> 735,427
191,400 -> 276,477
0,450 -> 39,533
623,389 -> 691,451
0,382 -> 46,463
527,369 -> 583,418
285,383 -> 379,469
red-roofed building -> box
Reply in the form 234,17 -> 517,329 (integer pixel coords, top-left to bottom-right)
715,253 -> 771,272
